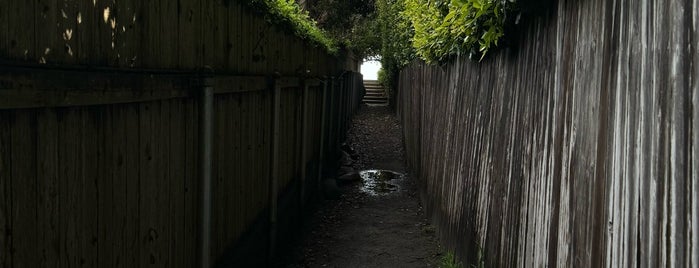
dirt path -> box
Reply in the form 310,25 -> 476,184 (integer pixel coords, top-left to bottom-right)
280,105 -> 442,268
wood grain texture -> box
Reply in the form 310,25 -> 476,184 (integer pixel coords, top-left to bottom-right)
397,0 -> 699,266
7,0 -> 34,60
0,112 -> 10,267
10,111 -> 38,268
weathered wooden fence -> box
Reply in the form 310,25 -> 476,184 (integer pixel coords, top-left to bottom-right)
0,1 -> 363,267
398,0 -> 698,267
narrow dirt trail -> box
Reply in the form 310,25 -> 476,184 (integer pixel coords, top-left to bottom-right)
281,106 -> 442,268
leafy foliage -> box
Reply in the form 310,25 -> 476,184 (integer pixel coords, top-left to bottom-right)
304,0 -> 380,59
241,0 -> 518,85
242,0 -> 338,54
374,0 -> 518,95
404,0 -> 514,62
375,0 -> 415,90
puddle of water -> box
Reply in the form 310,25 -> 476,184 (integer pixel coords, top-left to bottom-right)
359,170 -> 405,196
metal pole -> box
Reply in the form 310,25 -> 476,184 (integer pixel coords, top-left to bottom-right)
300,80 -> 309,206
269,78 -> 281,261
199,77 -> 214,268
317,78 -> 330,194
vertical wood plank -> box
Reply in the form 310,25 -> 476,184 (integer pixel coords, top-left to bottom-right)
124,103 -> 140,267
77,0 -> 97,65
222,94 -> 232,248
240,6 -> 251,73
241,93 -> 254,223
249,15 -> 268,74
117,0 -> 141,67
0,0 -> 8,59
228,4 -> 241,72
221,94 -> 233,247
10,111 -> 38,268
160,0 -> 178,68
56,0 -> 78,64
82,108 -> 99,268
183,98 -> 198,267
96,0 -> 115,66
58,108 -> 80,267
36,109 -> 60,267
201,0 -> 212,68
225,93 -> 235,251
0,112 -> 11,267
141,0 -> 161,67
211,95 -> 224,257
169,99 -> 184,268
97,106 -> 114,268
139,101 -> 156,266
35,0 -> 58,64
178,0 -> 202,69
109,105 -> 128,267
215,0 -> 229,69
233,94 -> 242,238
157,100 -> 171,267
7,0 -> 35,60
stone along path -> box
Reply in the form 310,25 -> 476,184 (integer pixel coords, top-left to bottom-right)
281,105 -> 442,268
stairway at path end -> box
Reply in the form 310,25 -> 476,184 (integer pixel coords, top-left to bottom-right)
362,80 -> 388,106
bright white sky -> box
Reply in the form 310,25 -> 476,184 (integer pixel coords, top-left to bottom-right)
360,60 -> 382,80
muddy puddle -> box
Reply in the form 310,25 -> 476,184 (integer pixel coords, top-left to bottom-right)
359,170 -> 405,195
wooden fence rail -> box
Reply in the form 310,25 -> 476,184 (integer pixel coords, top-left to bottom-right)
398,0 -> 698,267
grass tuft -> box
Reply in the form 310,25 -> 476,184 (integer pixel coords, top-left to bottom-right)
440,252 -> 463,268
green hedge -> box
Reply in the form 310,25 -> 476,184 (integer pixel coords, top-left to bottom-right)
376,0 -> 518,94
403,0 -> 515,62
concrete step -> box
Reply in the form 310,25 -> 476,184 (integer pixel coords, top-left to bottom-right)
363,100 -> 388,105
363,94 -> 387,98
362,80 -> 387,105
364,91 -> 386,96
363,98 -> 388,103
364,96 -> 388,100
365,92 -> 385,96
